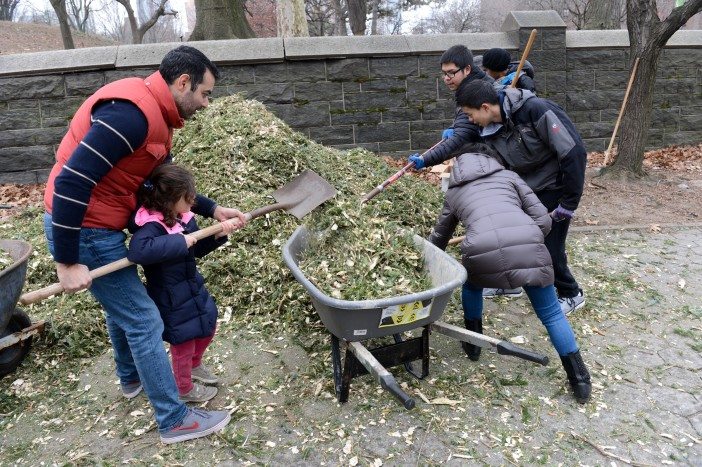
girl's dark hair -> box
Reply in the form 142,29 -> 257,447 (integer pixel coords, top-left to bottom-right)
455,79 -> 500,109
440,45 -> 474,70
138,164 -> 196,227
159,45 -> 220,92
462,142 -> 505,166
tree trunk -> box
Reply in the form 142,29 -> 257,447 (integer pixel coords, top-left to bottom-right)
370,0 -> 378,34
330,0 -> 346,35
276,0 -> 309,37
347,0 -> 366,35
584,0 -> 619,29
190,0 -> 255,40
0,0 -> 20,21
607,0 -> 702,176
48,0 -> 75,49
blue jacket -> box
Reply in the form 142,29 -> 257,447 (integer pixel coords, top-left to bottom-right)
127,212 -> 226,345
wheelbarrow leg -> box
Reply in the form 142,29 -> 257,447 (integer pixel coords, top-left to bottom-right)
392,333 -> 416,375
331,334 -> 348,402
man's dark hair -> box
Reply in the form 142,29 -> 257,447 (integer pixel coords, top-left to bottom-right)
159,45 -> 220,91
456,80 -> 499,109
440,45 -> 473,70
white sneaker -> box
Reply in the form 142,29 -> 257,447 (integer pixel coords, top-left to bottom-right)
483,288 -> 523,298
559,292 -> 585,315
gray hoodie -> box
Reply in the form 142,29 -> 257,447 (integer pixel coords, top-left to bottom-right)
428,152 -> 554,289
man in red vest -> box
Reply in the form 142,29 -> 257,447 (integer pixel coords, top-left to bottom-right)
43,45 -> 245,444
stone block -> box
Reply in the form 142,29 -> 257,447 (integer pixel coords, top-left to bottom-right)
287,61 -> 327,82
593,70 -> 629,90
0,75 -> 64,102
64,72 -> 106,96
502,11 -> 566,32
378,140 -> 411,152
308,125 -> 355,145
294,82 -> 342,102
567,90 -> 623,111
284,35 -> 409,59
361,78 -> 406,93
575,121 -> 616,139
438,84 -> 453,100
420,101 -> 455,120
369,56 -> 418,79
651,108 -> 681,130
568,110 -> 602,124
0,145 -> 55,171
0,127 -> 65,148
253,63 -> 288,83
418,55 -> 441,78
581,137 -> 607,152
326,58 -> 369,82
540,29 -> 566,51
537,71 -> 568,93
268,102 -> 330,128
355,122 -> 409,143
410,120 -> 446,133
344,92 -> 405,112
410,131 -> 441,150
0,47 -> 118,78
408,32 -> 512,56
343,82 -> 361,94
230,83 -> 293,104
0,108 -> 41,130
333,142 -> 378,152
8,99 -> 40,110
567,49 -> 629,70
526,50 -> 567,73
406,77 -> 438,101
382,107 -> 422,122
661,49 -> 702,70
43,117 -> 71,128
664,130 -> 702,147
329,103 -> 381,125
217,65 -> 256,85
566,30 -> 629,49
104,68 -> 153,83
0,170 -> 45,184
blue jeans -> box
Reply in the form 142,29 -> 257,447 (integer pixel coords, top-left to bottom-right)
44,213 -> 187,432
461,281 -> 578,356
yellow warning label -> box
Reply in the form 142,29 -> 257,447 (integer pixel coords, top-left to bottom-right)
379,300 -> 431,328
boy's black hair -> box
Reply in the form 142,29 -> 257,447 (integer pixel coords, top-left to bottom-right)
440,45 -> 473,70
159,45 -> 220,91
456,80 -> 499,109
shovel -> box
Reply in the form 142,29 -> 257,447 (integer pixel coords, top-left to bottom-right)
19,169 -> 337,305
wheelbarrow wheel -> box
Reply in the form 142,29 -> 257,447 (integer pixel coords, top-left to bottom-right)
0,308 -> 33,378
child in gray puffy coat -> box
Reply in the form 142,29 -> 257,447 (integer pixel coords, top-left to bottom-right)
429,144 -> 591,403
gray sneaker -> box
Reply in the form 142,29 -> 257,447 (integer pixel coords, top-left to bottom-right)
192,364 -> 219,384
160,408 -> 231,444
180,383 -> 218,403
121,380 -> 143,399
559,292 -> 585,315
483,288 -> 523,298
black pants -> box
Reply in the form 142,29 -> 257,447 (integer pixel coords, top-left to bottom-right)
537,189 -> 581,298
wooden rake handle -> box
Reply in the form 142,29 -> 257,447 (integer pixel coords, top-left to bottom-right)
19,203 -> 292,305
511,29 -> 538,88
604,57 -> 640,166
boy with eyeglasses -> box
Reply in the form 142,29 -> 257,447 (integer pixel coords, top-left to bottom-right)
407,45 -> 521,300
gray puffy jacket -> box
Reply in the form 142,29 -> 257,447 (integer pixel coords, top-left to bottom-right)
428,153 -> 554,288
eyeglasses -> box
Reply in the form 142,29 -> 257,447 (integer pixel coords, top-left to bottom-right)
440,68 -> 464,79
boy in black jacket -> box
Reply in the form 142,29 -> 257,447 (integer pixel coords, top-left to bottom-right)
456,79 -> 587,315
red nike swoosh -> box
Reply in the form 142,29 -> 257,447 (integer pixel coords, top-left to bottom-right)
174,421 -> 200,431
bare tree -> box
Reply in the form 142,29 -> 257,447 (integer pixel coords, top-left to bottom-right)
0,0 -> 20,21
306,0 -> 337,35
607,0 -> 702,176
329,0 -> 347,34
277,0 -> 309,36
66,0 -> 98,32
526,0 -> 624,30
116,0 -> 177,43
189,0 -> 255,40
347,0 -> 366,34
416,0 -> 479,33
48,0 -> 75,48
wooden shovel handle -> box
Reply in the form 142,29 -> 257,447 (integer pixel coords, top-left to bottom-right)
19,202 -> 293,305
604,57 -> 640,165
511,29 -> 538,89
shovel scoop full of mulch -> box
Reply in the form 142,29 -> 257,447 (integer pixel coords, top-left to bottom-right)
172,95 -> 444,310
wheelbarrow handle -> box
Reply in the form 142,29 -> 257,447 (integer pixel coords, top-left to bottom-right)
19,203 -> 296,306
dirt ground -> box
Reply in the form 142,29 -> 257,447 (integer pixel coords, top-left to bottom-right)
0,21 -> 116,55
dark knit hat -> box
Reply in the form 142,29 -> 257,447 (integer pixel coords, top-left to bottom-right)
482,48 -> 511,72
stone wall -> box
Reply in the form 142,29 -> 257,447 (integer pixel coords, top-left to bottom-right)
1,11 -> 701,183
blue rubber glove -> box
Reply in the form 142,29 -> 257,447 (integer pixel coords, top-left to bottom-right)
409,153 -> 425,169
551,204 -> 574,222
442,128 -> 455,139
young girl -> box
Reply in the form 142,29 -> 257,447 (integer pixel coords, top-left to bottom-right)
428,144 -> 591,404
127,164 -> 244,403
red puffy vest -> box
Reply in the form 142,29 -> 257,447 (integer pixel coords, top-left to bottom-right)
44,71 -> 184,230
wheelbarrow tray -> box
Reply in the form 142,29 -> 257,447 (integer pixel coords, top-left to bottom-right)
283,226 -> 467,341
0,239 -> 32,331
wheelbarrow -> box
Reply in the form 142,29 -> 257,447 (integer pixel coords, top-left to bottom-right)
283,226 -> 550,409
0,239 -> 46,378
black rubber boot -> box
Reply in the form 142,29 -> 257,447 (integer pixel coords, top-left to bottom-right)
560,350 -> 591,404
461,318 -> 482,361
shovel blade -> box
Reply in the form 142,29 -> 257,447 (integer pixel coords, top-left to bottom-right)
272,169 -> 337,219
